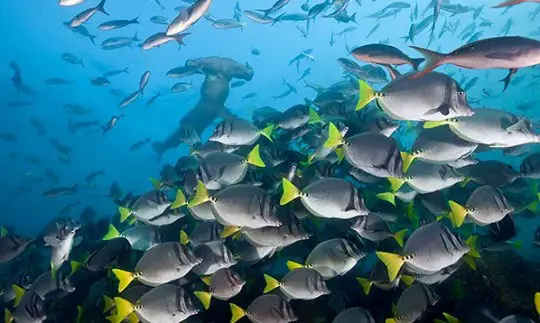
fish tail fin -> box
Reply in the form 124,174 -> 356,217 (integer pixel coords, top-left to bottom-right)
149,176 -> 162,190
492,0 -> 526,8
400,274 -> 415,287
180,230 -> 190,246
448,201 -> 468,228
0,226 -> 7,237
259,124 -> 275,142
12,284 -> 25,307
171,189 -> 187,209
442,312 -> 461,323
247,144 -> 265,167
230,303 -> 247,323
118,207 -> 132,223
409,46 -> 446,78
356,79 -> 376,111
97,0 -> 109,15
308,108 -> 322,124
76,305 -> 84,323
103,224 -> 120,240
103,295 -> 115,313
194,291 -> 212,310
221,226 -> 241,239
388,177 -> 406,192
4,309 -> 13,323
127,312 -> 138,323
113,297 -> 134,323
112,269 -> 136,292
132,16 -> 140,24
263,274 -> 281,293
286,260 -> 305,271
465,235 -> 481,258
335,147 -> 345,163
410,58 -> 425,71
462,254 -> 476,270
376,192 -> 396,206
188,180 -> 211,208
69,260 -> 83,277
386,318 -> 398,323
280,178 -> 301,205
393,229 -> 408,248
356,277 -> 373,295
376,251 -> 405,281
323,122 -> 344,149
423,120 -> 450,129
400,152 -> 415,173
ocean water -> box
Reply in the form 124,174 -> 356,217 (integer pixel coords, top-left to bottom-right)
2,0 -> 540,322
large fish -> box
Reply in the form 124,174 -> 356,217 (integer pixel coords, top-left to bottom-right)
350,44 -> 424,70
411,36 -> 540,78
449,186 -> 514,227
376,222 -> 471,281
356,72 -> 474,121
167,0 -> 212,35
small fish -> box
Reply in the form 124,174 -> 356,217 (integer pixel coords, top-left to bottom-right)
69,0 -> 108,27
129,138 -> 151,151
213,19 -> 246,29
167,0 -> 212,35
98,17 -> 139,31
171,81 -> 193,93
103,67 -> 129,78
91,76 -> 110,86
42,185 -> 78,197
61,53 -> 84,67
140,32 -> 190,50
150,15 -> 169,25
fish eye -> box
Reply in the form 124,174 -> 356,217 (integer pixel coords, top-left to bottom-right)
457,91 -> 465,97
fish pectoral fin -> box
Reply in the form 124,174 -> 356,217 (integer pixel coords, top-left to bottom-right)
506,118 -> 530,134
485,51 -> 521,60
44,236 -> 61,247
423,103 -> 450,118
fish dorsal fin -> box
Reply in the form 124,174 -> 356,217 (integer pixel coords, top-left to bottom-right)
506,118 -> 530,134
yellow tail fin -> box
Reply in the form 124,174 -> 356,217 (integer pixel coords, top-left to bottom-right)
356,80 -> 376,111
112,269 -> 136,292
200,275 -> 212,286
280,178 -> 301,205
423,120 -> 450,129
443,312 -> 461,323
118,207 -> 132,223
247,144 -> 265,167
335,147 -> 345,163
388,177 -> 406,192
113,297 -> 134,323
376,252 -> 405,282
385,318 -> 398,323
194,291 -> 212,310
188,180 -> 211,208
376,192 -> 396,206
400,275 -> 415,287
286,260 -> 305,271
462,255 -> 476,270
323,122 -> 344,149
448,201 -> 468,228
148,177 -> 162,190
76,305 -> 84,323
0,226 -> 7,238
170,189 -> 187,209
12,284 -> 25,307
465,236 -> 480,258
180,230 -> 190,246
103,224 -> 121,240
70,260 -> 83,277
263,274 -> 281,293
230,303 -> 247,323
308,108 -> 323,124
127,312 -> 139,323
259,125 -> 275,142
356,277 -> 373,295
221,226 -> 241,239
5,309 -> 13,323
393,229 -> 408,248
103,295 -> 115,313
400,152 -> 415,173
